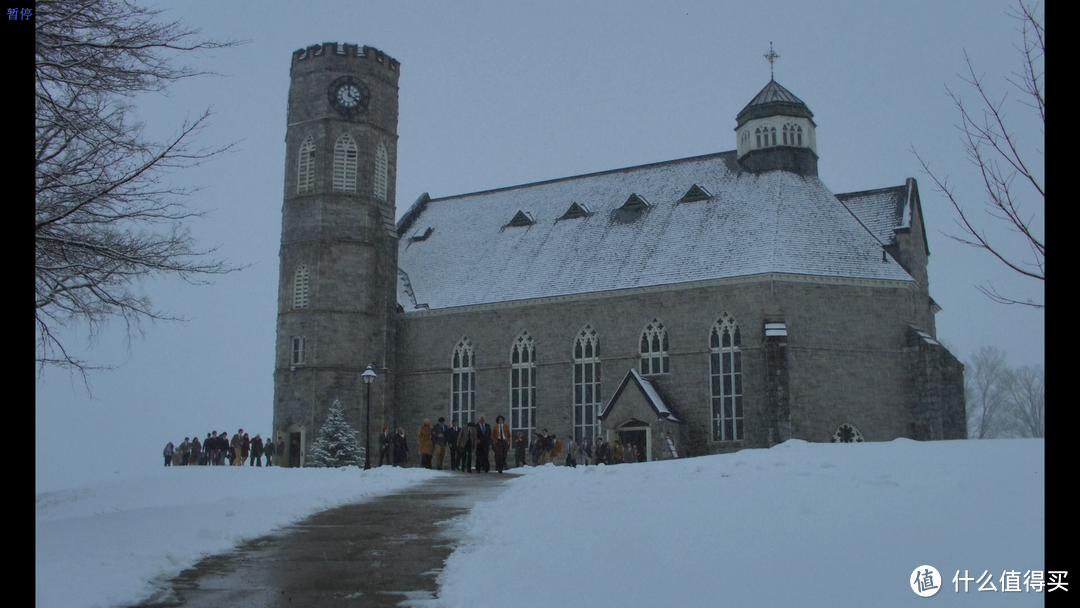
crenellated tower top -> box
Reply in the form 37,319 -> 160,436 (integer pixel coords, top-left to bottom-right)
291,42 -> 400,74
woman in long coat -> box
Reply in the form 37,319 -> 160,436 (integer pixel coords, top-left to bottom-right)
392,427 -> 409,466
417,419 -> 433,469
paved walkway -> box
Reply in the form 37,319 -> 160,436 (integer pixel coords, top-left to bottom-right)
130,472 -> 516,608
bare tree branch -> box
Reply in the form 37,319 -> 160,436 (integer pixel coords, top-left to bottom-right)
35,0 -> 246,381
1003,364 -> 1044,438
913,0 -> 1043,309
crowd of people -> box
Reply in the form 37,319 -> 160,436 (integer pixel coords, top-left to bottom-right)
163,420 -> 648,470
162,428 -> 282,467
376,416 -> 648,471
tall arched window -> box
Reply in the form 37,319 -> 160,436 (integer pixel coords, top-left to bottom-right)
452,337 -> 476,424
573,325 -> 601,443
768,126 -> 777,146
292,263 -> 309,309
755,127 -> 763,149
297,136 -> 315,194
332,133 -> 358,192
710,313 -> 743,441
640,319 -> 669,375
374,143 -> 388,201
510,332 -> 536,443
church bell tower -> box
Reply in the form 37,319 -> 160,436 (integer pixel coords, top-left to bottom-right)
272,43 -> 400,467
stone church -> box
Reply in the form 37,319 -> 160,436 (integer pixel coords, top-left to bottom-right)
272,42 -> 966,467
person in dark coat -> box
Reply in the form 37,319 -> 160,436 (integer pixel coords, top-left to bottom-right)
163,442 -> 174,466
514,432 -> 526,468
241,432 -> 251,466
190,436 -> 201,466
475,416 -> 492,473
378,426 -> 393,467
595,437 -> 610,465
264,438 -> 274,466
207,432 -> 218,465
219,432 -> 229,466
251,434 -> 264,466
446,419 -> 461,471
392,427 -> 409,466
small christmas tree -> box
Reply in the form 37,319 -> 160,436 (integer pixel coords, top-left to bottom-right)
308,400 -> 365,468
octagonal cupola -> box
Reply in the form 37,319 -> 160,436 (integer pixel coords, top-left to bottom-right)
735,79 -> 818,176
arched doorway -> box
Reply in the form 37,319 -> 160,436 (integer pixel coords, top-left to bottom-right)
615,419 -> 650,463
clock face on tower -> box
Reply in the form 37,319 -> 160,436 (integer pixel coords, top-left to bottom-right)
328,76 -> 369,119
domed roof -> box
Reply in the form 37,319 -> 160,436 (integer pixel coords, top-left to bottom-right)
736,79 -> 814,128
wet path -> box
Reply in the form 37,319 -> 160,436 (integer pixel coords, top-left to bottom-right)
130,472 -> 515,608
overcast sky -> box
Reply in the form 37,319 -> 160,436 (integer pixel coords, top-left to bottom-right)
35,0 -> 1044,491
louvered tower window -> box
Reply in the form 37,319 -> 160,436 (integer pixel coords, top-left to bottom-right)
292,264 -> 309,309
452,338 -> 476,424
710,313 -> 743,441
573,326 -> 601,444
374,143 -> 388,201
332,134 -> 358,192
297,136 -> 315,194
510,332 -> 537,444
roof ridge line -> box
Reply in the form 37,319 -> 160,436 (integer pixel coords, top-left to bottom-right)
426,151 -> 737,203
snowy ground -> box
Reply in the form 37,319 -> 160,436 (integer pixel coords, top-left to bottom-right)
36,438 -> 1046,607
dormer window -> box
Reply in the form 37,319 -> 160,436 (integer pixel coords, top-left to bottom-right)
559,202 -> 591,220
409,226 -> 434,242
679,184 -> 712,203
507,210 -> 535,227
618,194 -> 650,212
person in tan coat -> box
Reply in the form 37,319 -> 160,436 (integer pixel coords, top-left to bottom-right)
417,419 -> 434,469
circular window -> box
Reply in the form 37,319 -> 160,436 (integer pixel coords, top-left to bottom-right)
831,423 -> 864,443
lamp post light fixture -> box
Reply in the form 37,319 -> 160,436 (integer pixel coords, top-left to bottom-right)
362,365 -> 377,470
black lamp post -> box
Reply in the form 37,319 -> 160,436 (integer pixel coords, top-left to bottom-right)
362,365 -> 377,470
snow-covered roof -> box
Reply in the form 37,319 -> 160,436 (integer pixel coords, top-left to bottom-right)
835,185 -> 907,247
397,151 -> 915,311
739,79 -> 808,112
735,79 -> 814,126
600,368 -> 680,423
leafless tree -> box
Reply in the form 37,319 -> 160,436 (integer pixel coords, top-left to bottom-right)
965,346 -> 1011,439
35,0 -> 243,377
1003,364 -> 1044,438
914,1 -> 1044,308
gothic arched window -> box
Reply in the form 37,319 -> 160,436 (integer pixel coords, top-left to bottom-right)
374,143 -> 388,201
640,319 -> 669,375
573,325 -> 601,443
292,263 -> 309,309
783,123 -> 803,146
452,337 -> 476,424
755,127 -> 763,149
510,332 -> 537,442
297,136 -> 315,194
769,126 -> 777,146
710,313 -> 743,441
332,133 -> 358,192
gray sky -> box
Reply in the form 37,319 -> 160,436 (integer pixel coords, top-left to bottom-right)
35,0 -> 1044,491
